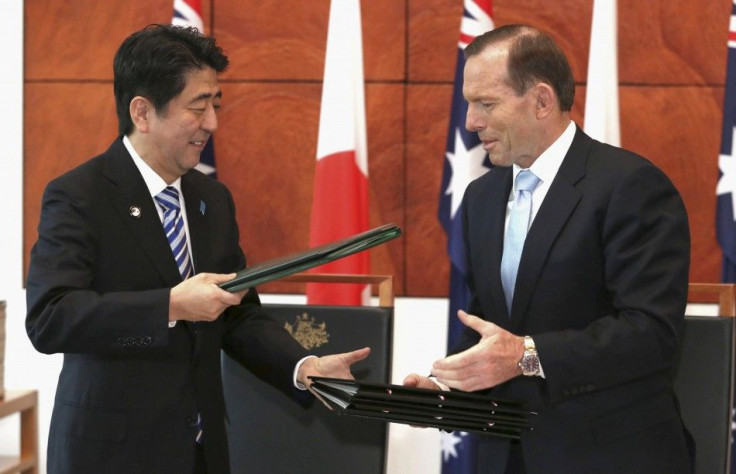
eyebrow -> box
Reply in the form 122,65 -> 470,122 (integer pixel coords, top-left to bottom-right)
189,90 -> 223,103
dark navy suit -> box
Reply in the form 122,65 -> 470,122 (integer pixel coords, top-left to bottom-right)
26,138 -> 309,474
458,127 -> 693,473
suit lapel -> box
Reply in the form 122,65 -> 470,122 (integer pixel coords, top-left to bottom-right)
103,140 -> 182,285
181,173 -> 209,275
511,128 -> 591,322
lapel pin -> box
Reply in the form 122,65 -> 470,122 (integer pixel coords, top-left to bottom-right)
129,206 -> 142,218
200,200 -> 206,215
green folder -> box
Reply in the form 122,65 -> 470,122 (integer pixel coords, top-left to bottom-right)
219,223 -> 402,292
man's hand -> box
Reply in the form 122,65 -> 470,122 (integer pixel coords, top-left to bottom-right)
430,310 -> 524,392
297,347 -> 371,405
169,273 -> 247,322
402,373 -> 442,390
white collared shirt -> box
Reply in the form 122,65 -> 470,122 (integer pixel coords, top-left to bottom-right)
505,121 -> 576,231
504,121 -> 576,379
123,136 -> 195,329
123,137 -> 312,388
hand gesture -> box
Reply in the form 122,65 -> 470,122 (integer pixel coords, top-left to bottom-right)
430,310 -> 524,391
297,347 -> 371,407
402,373 -> 442,390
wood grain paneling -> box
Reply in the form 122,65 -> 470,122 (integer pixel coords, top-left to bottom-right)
24,82 -> 119,260
23,0 -> 733,297
25,0 -> 213,80
216,0 -> 404,81
406,83 -> 452,296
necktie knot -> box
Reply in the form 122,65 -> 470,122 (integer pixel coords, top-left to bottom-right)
515,170 -> 541,194
155,186 -> 181,213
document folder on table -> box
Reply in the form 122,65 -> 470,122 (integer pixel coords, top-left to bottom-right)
220,224 -> 402,292
308,377 -> 535,439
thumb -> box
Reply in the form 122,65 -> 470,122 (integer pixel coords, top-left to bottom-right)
457,310 -> 490,336
342,347 -> 371,365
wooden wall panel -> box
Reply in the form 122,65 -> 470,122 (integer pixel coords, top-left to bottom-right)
616,85 -> 723,283
215,82 -> 406,294
406,84 -> 452,296
25,0 -> 210,80
24,83 -> 119,262
216,0 -> 405,81
23,0 -> 734,298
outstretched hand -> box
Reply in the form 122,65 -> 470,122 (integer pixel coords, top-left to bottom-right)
297,347 -> 371,408
430,310 -> 524,392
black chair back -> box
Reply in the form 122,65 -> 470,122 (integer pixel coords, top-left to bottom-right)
673,315 -> 735,474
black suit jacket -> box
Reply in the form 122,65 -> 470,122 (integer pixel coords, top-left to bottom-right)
458,128 -> 693,473
26,138 -> 310,474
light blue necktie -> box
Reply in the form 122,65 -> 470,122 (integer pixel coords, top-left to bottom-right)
500,170 -> 541,313
155,186 -> 201,443
155,186 -> 193,281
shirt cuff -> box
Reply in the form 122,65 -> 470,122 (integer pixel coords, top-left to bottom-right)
428,375 -> 450,391
293,355 -> 317,390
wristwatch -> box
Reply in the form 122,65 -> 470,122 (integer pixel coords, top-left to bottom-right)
518,336 -> 540,376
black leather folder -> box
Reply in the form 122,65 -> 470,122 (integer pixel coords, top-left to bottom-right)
219,224 -> 402,292
308,377 -> 535,439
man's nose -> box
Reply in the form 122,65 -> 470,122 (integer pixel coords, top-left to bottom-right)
465,106 -> 484,132
202,104 -> 218,133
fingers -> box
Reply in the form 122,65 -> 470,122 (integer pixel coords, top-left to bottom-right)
199,272 -> 237,285
169,272 -> 244,322
402,374 -> 440,390
343,347 -> 371,365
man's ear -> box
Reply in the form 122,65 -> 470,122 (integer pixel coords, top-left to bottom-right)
533,83 -> 556,119
129,96 -> 152,133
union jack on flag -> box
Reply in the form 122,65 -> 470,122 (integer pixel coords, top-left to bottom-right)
172,0 -> 217,178
437,1 -> 494,473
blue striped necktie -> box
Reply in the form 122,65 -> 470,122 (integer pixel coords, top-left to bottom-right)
155,186 -> 193,280
154,187 -> 202,443
500,170 -> 541,314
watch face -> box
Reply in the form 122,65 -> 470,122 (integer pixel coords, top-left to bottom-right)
521,354 -> 540,375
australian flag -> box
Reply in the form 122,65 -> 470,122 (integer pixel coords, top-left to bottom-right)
437,1 -> 494,472
717,3 -> 736,471
172,0 -> 217,179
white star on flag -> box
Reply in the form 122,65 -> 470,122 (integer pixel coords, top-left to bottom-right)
717,126 -> 736,221
444,127 -> 488,218
440,430 -> 468,462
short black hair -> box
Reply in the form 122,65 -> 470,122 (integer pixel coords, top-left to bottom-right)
113,24 -> 229,135
465,24 -> 575,112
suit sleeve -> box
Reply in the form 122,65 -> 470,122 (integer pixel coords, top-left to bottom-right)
215,185 -> 309,394
26,178 -> 171,355
535,162 -> 690,402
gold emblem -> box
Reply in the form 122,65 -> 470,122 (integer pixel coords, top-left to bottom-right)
284,312 -> 329,350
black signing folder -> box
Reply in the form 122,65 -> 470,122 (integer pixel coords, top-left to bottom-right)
219,224 -> 402,292
308,377 -> 535,439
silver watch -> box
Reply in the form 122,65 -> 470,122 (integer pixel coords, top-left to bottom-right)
518,336 -> 540,376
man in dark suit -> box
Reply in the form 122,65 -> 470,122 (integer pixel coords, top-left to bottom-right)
404,25 -> 693,473
26,24 -> 369,474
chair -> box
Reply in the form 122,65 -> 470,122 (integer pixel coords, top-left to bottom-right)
222,274 -> 393,474
673,283 -> 736,474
